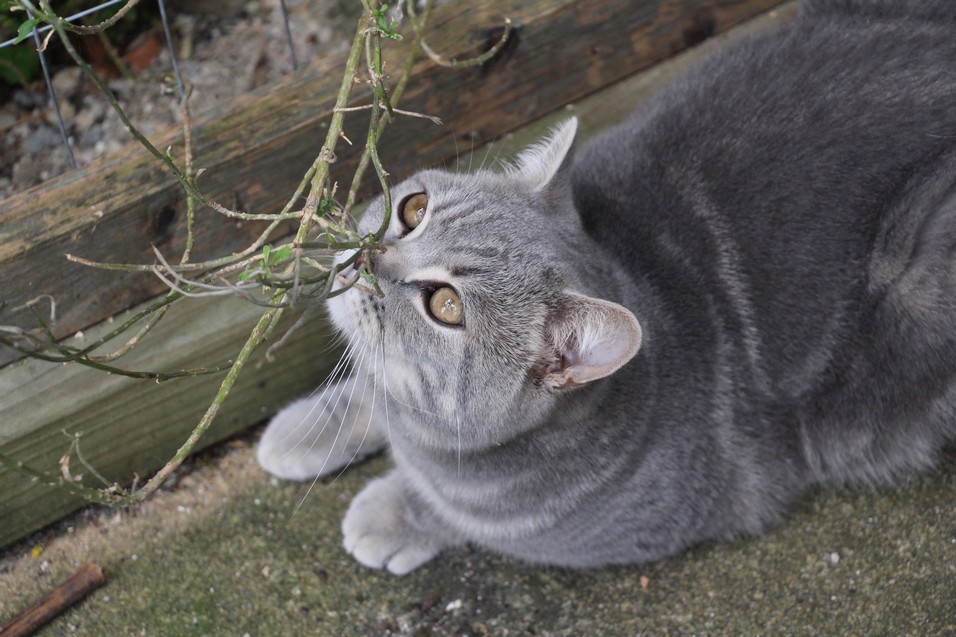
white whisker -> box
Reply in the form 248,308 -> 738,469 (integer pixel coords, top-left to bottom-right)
379,336 -> 394,449
292,343 -> 370,517
330,339 -> 383,485
276,338 -> 361,456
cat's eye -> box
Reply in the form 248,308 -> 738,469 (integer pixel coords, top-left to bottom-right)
427,286 -> 463,326
400,192 -> 428,231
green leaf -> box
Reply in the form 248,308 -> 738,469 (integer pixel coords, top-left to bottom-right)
359,269 -> 378,285
318,196 -> 335,217
12,17 -> 39,45
261,245 -> 271,265
0,39 -> 40,85
238,270 -> 252,281
270,245 -> 293,264
371,4 -> 402,40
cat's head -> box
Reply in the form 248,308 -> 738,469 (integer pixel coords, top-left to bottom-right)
327,119 -> 642,449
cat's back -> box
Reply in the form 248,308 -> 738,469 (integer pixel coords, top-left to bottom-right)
571,1 -> 956,391
573,1 -> 956,254
570,0 -> 956,484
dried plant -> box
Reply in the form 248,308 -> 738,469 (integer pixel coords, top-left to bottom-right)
0,0 -> 510,506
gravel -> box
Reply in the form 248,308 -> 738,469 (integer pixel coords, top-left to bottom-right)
0,0 -> 357,201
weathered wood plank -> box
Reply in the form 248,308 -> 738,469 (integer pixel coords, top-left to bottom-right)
0,1 -> 796,549
0,0 -> 786,368
0,295 -> 338,548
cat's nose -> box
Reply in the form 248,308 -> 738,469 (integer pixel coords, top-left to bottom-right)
352,251 -> 374,273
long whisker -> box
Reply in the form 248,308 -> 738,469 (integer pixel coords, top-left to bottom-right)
379,335 -> 394,449
383,383 -> 441,420
479,139 -> 498,173
305,343 -> 370,462
319,349 -> 374,475
274,337 -> 360,455
330,338 -> 383,485
292,345 -> 371,515
452,131 -> 460,174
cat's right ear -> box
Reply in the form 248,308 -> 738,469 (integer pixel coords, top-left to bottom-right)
539,292 -> 642,390
510,117 -> 578,193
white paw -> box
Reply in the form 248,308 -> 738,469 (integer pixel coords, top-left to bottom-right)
342,475 -> 448,575
257,379 -> 387,481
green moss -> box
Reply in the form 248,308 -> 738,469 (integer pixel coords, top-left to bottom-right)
20,451 -> 955,636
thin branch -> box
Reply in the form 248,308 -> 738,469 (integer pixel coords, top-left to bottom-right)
27,0 -> 141,35
3,0 -> 436,509
416,12 -> 513,69
334,103 -> 442,125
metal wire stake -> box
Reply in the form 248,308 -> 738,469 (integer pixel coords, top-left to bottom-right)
278,0 -> 300,71
28,9 -> 78,169
156,0 -> 185,97
0,0 -> 127,49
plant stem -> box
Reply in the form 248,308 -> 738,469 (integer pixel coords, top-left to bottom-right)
131,299 -> 280,500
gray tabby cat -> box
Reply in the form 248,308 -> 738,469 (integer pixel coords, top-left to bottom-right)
258,0 -> 956,574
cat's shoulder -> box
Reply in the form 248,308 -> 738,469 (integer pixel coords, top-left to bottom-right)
799,0 -> 956,22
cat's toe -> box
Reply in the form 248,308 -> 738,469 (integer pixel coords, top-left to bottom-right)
343,527 -> 441,575
342,475 -> 446,575
256,433 -> 321,481
257,391 -> 388,481
384,545 -> 442,575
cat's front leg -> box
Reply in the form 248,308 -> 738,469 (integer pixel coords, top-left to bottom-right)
257,375 -> 388,481
343,469 -> 460,575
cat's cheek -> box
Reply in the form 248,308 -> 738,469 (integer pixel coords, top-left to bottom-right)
325,295 -> 351,335
325,291 -> 369,342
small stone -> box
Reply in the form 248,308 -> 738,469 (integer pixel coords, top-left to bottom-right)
51,67 -> 83,99
0,109 -> 17,130
23,126 -> 62,155
12,89 -> 45,110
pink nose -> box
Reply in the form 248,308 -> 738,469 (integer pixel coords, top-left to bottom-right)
353,252 -> 374,273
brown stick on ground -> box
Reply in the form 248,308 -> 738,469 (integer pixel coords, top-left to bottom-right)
0,563 -> 104,637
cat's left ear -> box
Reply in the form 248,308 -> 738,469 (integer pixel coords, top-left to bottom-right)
541,292 -> 642,390
511,117 -> 578,193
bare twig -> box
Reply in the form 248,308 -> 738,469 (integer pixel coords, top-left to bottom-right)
0,563 -> 105,637
334,103 -> 443,125
1,0 -> 434,508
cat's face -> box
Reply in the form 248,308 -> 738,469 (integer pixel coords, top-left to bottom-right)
327,120 -> 643,451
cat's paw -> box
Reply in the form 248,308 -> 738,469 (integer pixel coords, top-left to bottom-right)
342,475 -> 450,575
257,378 -> 387,481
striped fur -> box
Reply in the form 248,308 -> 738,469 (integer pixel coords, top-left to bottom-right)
259,0 -> 956,573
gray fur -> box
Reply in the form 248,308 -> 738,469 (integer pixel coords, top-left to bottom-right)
258,0 -> 956,574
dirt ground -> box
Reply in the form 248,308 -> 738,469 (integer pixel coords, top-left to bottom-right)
1,429 -> 954,636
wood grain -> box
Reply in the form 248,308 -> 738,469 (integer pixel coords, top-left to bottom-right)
0,0 -> 785,368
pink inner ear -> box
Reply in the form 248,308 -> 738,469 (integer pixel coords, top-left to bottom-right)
552,341 -> 627,388
544,296 -> 642,390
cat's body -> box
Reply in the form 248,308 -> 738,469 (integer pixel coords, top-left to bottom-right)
258,0 -> 956,573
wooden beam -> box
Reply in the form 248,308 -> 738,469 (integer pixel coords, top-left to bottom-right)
0,294 -> 340,548
0,0 -> 786,368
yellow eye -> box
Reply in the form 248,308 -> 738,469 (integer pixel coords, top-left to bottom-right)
428,287 -> 463,325
401,193 -> 428,230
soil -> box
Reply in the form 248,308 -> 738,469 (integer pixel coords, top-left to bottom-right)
0,0 -> 358,201
0,429 -> 953,636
